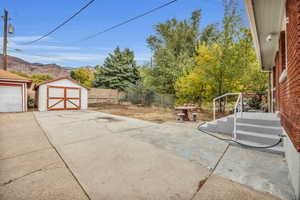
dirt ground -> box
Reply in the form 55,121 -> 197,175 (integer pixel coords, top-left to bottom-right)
89,102 -> 215,123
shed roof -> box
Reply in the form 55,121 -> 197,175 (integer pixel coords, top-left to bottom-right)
35,77 -> 90,90
0,69 -> 31,82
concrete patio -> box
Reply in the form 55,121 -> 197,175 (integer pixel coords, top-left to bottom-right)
0,111 -> 296,199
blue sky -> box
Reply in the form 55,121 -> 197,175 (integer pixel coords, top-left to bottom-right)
1,0 -> 247,67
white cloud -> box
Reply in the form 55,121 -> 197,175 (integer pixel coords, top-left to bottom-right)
54,53 -> 106,61
9,36 -> 51,42
3,38 -> 80,52
2,35 -> 151,66
12,44 -> 80,51
10,52 -> 105,63
0,36 -> 80,51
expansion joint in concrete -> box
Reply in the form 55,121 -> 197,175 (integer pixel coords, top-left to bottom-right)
190,144 -> 231,200
32,113 -> 92,200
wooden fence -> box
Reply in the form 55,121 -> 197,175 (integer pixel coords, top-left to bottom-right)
88,88 -> 125,104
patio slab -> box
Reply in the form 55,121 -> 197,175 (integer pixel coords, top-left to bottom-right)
35,110 -> 154,146
0,161 -> 89,200
118,120 -> 295,199
194,175 -> 281,200
0,113 -> 89,200
0,113 -> 51,160
214,145 -> 296,200
35,111 -> 211,200
58,134 -> 209,200
34,110 -> 287,199
117,123 -> 229,169
0,148 -> 59,186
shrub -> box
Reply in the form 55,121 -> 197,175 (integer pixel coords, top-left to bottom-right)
27,96 -> 35,108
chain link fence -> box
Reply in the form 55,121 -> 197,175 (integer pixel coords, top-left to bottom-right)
122,90 -> 176,108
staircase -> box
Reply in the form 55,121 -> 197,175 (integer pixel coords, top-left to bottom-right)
199,112 -> 284,153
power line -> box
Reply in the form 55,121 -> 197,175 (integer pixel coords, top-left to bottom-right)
24,0 -> 96,45
78,0 -> 178,42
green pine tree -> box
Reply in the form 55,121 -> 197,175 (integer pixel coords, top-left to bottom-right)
93,47 -> 140,91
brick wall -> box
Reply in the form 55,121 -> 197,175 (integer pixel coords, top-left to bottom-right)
276,0 -> 300,151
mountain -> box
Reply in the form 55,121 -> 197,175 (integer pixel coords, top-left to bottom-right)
0,54 -> 74,77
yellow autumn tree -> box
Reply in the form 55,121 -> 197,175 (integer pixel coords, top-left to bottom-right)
70,68 -> 95,87
175,44 -> 218,105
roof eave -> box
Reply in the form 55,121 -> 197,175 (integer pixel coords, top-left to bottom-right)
244,0 -> 268,72
0,78 -> 32,83
34,77 -> 90,90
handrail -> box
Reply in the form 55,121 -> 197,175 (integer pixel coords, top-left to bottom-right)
213,92 -> 243,141
233,93 -> 243,140
213,93 -> 241,102
213,93 -> 241,120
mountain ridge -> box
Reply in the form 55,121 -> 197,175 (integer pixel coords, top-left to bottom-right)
0,54 -> 77,78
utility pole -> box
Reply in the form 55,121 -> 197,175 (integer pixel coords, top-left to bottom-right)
2,9 -> 8,71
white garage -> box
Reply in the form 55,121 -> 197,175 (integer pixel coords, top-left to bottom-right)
35,77 -> 89,111
0,69 -> 32,112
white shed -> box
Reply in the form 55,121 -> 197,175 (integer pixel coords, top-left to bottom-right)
35,77 -> 89,111
0,69 -> 32,112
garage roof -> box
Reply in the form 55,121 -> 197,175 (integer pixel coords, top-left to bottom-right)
35,77 -> 90,90
244,0 -> 286,71
0,69 -> 31,82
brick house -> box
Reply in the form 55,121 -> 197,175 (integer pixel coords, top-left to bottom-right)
244,0 -> 300,198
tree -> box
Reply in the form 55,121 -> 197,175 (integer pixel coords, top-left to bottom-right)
200,23 -> 220,45
70,68 -> 94,87
194,0 -> 246,98
145,10 -> 201,94
175,0 -> 267,108
31,74 -> 53,84
93,47 -> 140,91
10,71 -> 54,85
175,67 -> 207,106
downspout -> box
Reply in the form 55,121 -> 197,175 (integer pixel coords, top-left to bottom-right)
268,71 -> 273,113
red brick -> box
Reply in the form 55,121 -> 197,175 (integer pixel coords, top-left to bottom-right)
276,0 -> 300,151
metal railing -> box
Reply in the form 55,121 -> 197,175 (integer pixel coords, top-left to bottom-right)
213,93 -> 243,140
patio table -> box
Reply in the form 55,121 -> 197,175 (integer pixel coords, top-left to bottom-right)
175,106 -> 198,121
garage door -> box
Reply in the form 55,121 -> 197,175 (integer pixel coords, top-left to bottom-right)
47,86 -> 81,111
0,84 -> 23,112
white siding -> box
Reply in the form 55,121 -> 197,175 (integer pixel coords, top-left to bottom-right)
38,79 -> 88,111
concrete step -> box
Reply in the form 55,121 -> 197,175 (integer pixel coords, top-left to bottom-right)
199,123 -> 218,133
198,124 -> 284,154
201,122 -> 233,135
198,112 -> 284,154
236,130 -> 283,146
236,123 -> 283,136
234,117 -> 281,127
232,139 -> 284,154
